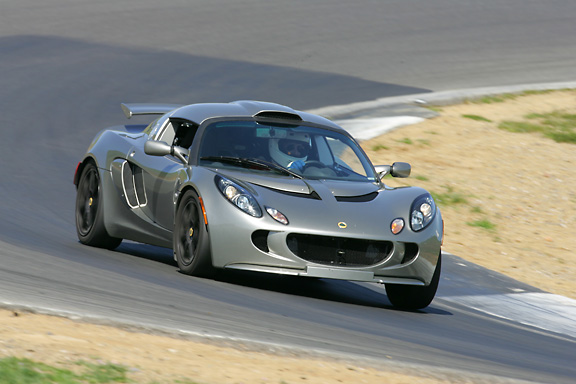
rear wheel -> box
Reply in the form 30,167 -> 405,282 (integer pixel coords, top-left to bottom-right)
385,252 -> 441,310
174,190 -> 213,277
75,162 -> 122,250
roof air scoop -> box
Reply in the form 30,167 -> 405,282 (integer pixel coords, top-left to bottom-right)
254,111 -> 303,122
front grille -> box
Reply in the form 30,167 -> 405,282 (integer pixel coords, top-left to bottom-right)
287,234 -> 393,267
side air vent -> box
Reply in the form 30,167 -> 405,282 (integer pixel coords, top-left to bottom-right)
120,161 -> 147,208
254,111 -> 303,121
401,242 -> 419,264
251,230 -> 270,253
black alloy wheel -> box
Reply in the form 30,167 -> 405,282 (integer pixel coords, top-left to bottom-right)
174,190 -> 213,277
385,252 -> 442,310
75,162 -> 122,249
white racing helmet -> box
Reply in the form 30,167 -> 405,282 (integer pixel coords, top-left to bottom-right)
269,132 -> 311,167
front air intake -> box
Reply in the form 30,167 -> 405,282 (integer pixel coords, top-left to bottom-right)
251,230 -> 270,253
287,234 -> 393,267
401,243 -> 419,264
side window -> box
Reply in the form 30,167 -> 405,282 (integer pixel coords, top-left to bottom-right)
157,120 -> 177,144
156,119 -> 198,148
143,117 -> 160,136
172,120 -> 198,149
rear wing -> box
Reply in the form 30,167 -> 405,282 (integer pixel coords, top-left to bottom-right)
121,103 -> 183,119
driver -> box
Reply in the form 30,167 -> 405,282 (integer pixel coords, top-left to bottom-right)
269,132 -> 311,172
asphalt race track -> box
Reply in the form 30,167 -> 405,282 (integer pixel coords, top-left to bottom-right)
1,1 -> 576,382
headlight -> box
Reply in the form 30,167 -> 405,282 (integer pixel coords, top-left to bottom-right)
215,176 -> 262,217
410,193 -> 436,231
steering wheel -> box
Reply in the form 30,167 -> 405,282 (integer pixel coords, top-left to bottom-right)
302,161 -> 336,177
302,160 -> 329,171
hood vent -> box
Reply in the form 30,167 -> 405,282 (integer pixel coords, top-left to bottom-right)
262,185 -> 321,200
335,191 -> 379,203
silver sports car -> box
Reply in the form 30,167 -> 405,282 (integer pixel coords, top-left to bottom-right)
74,100 -> 443,309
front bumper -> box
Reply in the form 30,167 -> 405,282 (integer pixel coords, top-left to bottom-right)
207,208 -> 443,286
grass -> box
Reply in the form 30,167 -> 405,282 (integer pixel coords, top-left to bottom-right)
498,121 -> 544,133
499,111 -> 576,144
0,357 -> 206,384
471,206 -> 484,214
462,114 -> 492,122
371,144 -> 389,151
0,357 -> 129,384
473,93 -> 519,104
430,186 -> 468,207
546,131 -> 576,144
396,138 -> 413,145
75,361 -> 130,383
470,90 -> 556,105
467,219 -> 496,231
521,89 -> 554,96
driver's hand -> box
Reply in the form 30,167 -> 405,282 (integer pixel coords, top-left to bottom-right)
287,160 -> 305,172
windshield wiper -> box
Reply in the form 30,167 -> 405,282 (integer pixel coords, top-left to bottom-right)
200,156 -> 302,179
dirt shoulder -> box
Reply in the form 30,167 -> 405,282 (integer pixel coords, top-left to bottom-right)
0,308 -> 462,384
364,89 -> 576,300
2,90 -> 575,383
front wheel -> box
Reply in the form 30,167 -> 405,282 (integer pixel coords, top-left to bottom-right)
174,190 -> 214,277
75,162 -> 122,250
385,252 -> 441,310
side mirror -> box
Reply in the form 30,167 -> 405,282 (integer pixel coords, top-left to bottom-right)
144,140 -> 171,156
144,140 -> 189,164
375,162 -> 411,180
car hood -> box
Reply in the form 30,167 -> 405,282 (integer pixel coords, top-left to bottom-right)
207,167 -> 432,240
217,169 -> 380,198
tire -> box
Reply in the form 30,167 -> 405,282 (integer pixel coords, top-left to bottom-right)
385,252 -> 442,310
174,190 -> 214,277
75,162 -> 122,250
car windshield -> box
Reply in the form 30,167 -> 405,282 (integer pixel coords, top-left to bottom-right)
199,120 -> 377,181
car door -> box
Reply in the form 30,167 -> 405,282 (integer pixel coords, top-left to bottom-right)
123,119 -> 197,230
124,147 -> 183,230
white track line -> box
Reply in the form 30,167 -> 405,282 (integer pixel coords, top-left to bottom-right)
443,292 -> 576,339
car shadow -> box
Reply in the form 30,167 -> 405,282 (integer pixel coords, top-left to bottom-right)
115,242 -> 176,266
214,269 -> 451,315
114,242 -> 451,315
